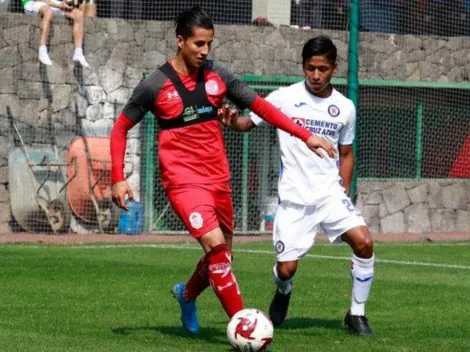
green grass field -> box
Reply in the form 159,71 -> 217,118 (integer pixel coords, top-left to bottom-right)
0,241 -> 469,351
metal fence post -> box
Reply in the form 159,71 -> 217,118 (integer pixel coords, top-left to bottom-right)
347,0 -> 360,203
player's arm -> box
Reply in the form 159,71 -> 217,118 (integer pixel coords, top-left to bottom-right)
213,63 -> 335,158
218,104 -> 255,132
338,104 -> 357,196
110,78 -> 154,210
339,144 -> 354,196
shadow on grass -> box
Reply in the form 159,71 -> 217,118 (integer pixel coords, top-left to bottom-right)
112,325 -> 227,345
278,317 -> 343,331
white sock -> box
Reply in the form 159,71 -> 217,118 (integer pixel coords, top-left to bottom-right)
39,46 -> 47,54
73,47 -> 83,57
350,254 -> 374,316
272,265 -> 292,295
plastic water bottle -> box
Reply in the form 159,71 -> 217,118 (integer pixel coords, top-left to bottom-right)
263,196 -> 278,231
118,200 -> 143,235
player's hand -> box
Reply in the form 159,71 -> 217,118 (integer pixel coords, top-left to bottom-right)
111,181 -> 134,211
305,135 -> 337,158
218,104 -> 239,129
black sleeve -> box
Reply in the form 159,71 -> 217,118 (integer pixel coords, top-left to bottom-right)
122,72 -> 159,123
211,62 -> 257,110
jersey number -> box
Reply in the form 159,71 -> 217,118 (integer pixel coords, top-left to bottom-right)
342,199 -> 361,217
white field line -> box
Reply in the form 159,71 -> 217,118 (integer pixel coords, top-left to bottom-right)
11,243 -> 470,271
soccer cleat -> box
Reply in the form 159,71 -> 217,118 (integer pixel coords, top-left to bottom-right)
73,55 -> 90,68
268,288 -> 291,326
344,310 -> 374,336
172,283 -> 199,334
39,51 -> 53,66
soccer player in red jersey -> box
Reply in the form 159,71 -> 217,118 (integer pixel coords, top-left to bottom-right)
110,6 -> 335,334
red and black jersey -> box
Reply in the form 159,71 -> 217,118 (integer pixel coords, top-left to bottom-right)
111,60 -> 313,189
121,59 -> 257,190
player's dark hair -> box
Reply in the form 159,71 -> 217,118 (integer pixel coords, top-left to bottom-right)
302,35 -> 337,65
175,6 -> 214,39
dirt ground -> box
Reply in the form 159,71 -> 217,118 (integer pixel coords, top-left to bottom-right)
0,232 -> 469,245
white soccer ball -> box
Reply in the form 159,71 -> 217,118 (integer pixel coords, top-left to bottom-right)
227,308 -> 274,352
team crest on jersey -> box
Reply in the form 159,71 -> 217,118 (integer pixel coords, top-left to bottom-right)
328,105 -> 340,117
189,212 -> 204,229
292,117 -> 306,128
275,241 -> 285,254
205,80 -> 219,95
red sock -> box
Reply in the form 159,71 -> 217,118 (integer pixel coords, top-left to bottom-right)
185,256 -> 210,301
207,244 -> 244,318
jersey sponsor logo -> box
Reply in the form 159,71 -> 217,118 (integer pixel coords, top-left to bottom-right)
293,117 -> 306,128
197,106 -> 214,114
167,90 -> 179,100
294,102 -> 307,108
275,241 -> 285,254
189,212 -> 204,229
183,106 -> 198,122
183,105 -> 214,122
292,117 -> 339,137
328,104 -> 340,117
205,79 -> 219,95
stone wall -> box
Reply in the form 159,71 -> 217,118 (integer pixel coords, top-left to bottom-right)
0,13 -> 469,233
357,180 -> 470,234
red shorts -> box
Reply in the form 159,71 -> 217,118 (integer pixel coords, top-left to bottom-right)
166,184 -> 234,238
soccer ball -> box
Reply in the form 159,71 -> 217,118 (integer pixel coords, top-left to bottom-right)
227,308 -> 274,352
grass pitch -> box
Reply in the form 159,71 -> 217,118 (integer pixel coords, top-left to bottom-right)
0,241 -> 469,351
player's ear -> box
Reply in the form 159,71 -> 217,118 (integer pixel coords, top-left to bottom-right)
176,35 -> 185,50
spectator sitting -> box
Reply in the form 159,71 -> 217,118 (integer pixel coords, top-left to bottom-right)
22,0 -> 89,67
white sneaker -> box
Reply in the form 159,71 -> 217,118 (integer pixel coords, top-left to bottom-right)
39,51 -> 53,66
73,55 -> 90,68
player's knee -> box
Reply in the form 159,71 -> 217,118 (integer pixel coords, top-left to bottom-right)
206,244 -> 232,273
355,235 -> 374,258
277,262 -> 297,281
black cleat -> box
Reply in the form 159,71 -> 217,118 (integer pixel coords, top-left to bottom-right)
269,289 -> 291,326
344,310 -> 374,336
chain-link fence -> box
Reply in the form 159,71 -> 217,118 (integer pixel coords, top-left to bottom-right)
0,1 -> 469,234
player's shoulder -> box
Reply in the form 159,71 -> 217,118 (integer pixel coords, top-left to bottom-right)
284,81 -> 305,93
331,88 -> 355,113
269,81 -> 304,100
142,67 -> 170,88
203,60 -> 238,82
130,67 -> 170,100
204,60 -> 231,74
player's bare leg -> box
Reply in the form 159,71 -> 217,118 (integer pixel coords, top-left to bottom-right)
65,8 -> 89,67
269,260 -> 297,326
341,226 -> 374,336
38,6 -> 54,65
224,233 -> 233,250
